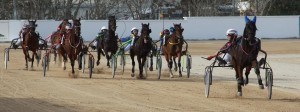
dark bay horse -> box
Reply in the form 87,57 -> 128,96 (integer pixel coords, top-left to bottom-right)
130,23 -> 153,79
229,16 -> 264,96
21,20 -> 39,69
97,16 -> 118,67
60,23 -> 82,74
72,18 -> 84,70
162,23 -> 184,78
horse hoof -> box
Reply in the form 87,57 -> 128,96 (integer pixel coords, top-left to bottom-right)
149,66 -> 153,71
179,74 -> 182,77
96,61 -> 100,66
170,75 -> 174,78
131,73 -> 135,77
63,67 -> 66,70
174,67 -> 177,72
237,92 -> 242,96
259,85 -> 264,89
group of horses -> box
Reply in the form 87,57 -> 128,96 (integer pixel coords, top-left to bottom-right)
17,16 -> 265,97
18,16 -> 186,79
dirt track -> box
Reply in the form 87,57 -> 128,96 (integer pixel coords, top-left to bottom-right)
0,39 -> 300,112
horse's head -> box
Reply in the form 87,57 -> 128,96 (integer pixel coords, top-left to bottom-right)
139,23 -> 152,44
108,16 -> 116,32
28,19 -> 37,32
173,23 -> 184,37
72,18 -> 81,36
141,23 -> 151,36
243,16 -> 257,45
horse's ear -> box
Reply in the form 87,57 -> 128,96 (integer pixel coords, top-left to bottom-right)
179,23 -> 181,26
252,16 -> 256,23
147,23 -> 149,26
244,16 -> 250,23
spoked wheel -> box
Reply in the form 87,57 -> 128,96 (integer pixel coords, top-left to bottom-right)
120,54 -> 125,75
266,68 -> 273,99
4,48 -> 9,70
88,55 -> 94,78
111,55 -> 117,78
42,55 -> 48,77
156,55 -> 162,80
82,54 -> 85,73
186,54 -> 192,78
204,67 -> 212,98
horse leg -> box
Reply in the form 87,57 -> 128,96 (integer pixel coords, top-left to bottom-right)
22,48 -> 28,69
106,51 -> 110,67
96,48 -> 101,66
177,54 -> 182,77
252,60 -> 264,89
78,52 -> 83,70
149,53 -> 153,71
173,57 -> 177,72
237,67 -> 244,96
30,51 -> 36,69
138,56 -> 144,79
168,55 -> 174,78
130,52 -> 135,77
62,53 -> 67,70
71,59 -> 75,74
245,66 -> 251,85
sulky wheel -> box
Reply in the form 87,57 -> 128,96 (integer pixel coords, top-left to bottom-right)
42,56 -> 48,77
111,56 -> 117,78
266,68 -> 273,99
204,67 -> 212,98
88,55 -> 93,78
156,55 -> 162,80
81,54 -> 85,73
120,54 -> 125,75
4,48 -> 9,70
186,54 -> 192,78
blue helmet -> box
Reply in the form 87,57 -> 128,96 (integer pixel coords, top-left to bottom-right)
169,27 -> 175,33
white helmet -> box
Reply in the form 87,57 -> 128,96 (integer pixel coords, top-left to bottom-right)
101,26 -> 107,30
226,29 -> 238,36
131,27 -> 138,32
65,25 -> 72,30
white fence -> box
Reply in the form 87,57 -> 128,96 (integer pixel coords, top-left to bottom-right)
0,16 -> 299,42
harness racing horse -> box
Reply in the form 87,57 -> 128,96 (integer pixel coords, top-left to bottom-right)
96,16 -> 118,67
21,20 -> 40,69
60,23 -> 82,75
163,23 -> 184,78
130,23 -> 153,79
50,19 -> 70,63
72,18 -> 84,70
229,16 -> 264,96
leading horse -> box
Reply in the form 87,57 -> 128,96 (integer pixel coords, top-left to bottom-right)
130,23 -> 153,79
229,16 -> 264,96
162,23 -> 184,78
60,21 -> 82,75
21,20 -> 39,69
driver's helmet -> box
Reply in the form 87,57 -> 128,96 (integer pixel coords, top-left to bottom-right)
164,29 -> 170,35
101,26 -> 107,31
131,27 -> 138,33
226,29 -> 238,37
169,27 -> 175,33
65,25 -> 72,30
22,24 -> 29,29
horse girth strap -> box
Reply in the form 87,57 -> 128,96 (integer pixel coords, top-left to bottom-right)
168,41 -> 180,45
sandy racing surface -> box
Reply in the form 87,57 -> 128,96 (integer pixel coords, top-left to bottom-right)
0,39 -> 299,112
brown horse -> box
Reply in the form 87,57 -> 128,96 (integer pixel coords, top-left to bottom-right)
50,19 -> 70,63
72,18 -> 84,70
21,20 -> 39,69
162,23 -> 184,78
97,16 -> 118,67
130,23 -> 153,79
229,16 -> 264,96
